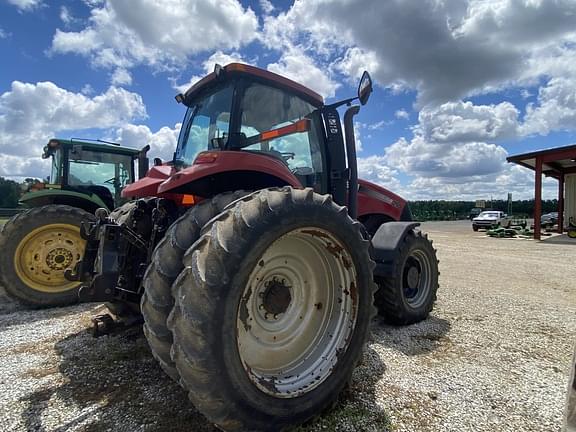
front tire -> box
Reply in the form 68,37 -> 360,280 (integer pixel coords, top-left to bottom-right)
168,188 -> 376,431
0,205 -> 95,307
374,230 -> 439,325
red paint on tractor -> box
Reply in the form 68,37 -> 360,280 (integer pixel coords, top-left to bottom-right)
357,179 -> 406,221
122,165 -> 174,199
158,151 -> 302,194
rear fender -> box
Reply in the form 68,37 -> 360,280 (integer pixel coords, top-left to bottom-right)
158,151 -> 302,196
371,222 -> 420,279
19,189 -> 109,213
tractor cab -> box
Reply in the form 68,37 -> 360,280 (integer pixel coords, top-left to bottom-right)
159,63 -> 373,215
172,64 -> 326,192
21,139 -> 149,212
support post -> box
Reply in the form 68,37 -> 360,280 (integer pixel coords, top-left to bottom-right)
558,173 -> 565,233
534,156 -> 542,240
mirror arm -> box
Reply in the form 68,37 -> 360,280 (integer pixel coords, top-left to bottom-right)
324,96 -> 358,110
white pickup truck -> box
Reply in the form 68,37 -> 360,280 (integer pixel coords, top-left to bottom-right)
472,210 -> 511,231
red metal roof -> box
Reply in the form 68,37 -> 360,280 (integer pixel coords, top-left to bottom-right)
507,143 -> 576,178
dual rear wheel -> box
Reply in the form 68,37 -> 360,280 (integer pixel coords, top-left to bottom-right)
142,188 -> 376,431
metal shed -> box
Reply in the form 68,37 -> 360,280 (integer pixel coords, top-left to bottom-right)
507,144 -> 576,240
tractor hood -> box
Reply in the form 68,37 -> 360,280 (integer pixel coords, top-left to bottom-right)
122,164 -> 174,199
357,179 -> 408,221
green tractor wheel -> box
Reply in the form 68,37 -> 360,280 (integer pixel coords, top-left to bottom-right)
0,205 -> 95,307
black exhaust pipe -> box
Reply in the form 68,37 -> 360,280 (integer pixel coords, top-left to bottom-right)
138,145 -> 151,179
343,105 -> 360,219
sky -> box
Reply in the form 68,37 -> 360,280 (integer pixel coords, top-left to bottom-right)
1,0 -> 576,200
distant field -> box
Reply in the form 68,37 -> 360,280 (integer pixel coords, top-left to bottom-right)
0,218 -> 7,226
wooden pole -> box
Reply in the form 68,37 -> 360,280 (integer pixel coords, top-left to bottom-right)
534,156 -> 542,240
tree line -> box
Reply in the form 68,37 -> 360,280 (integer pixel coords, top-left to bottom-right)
409,199 -> 559,221
0,177 -> 43,208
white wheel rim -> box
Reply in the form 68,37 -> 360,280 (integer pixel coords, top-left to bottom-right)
237,227 -> 359,398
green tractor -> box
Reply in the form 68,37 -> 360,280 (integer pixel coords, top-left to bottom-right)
0,139 -> 149,307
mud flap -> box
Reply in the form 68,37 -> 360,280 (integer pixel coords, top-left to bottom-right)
371,222 -> 420,279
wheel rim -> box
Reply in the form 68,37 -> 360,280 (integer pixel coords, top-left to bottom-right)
237,227 -> 358,398
14,224 -> 85,293
402,249 -> 432,308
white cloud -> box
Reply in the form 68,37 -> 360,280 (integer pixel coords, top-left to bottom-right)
267,49 -> 339,99
0,28 -> 9,39
521,77 -> 576,136
174,51 -> 247,93
113,123 -> 181,162
357,156 -> 401,192
111,68 -> 132,86
0,81 -> 147,176
51,0 -> 258,73
395,109 -> 410,120
418,101 -> 520,143
334,47 -> 380,84
262,0 -> 576,106
60,6 -> 73,24
6,0 -> 43,12
259,0 -> 275,15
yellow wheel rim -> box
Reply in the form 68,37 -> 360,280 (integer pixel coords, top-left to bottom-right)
14,223 -> 85,293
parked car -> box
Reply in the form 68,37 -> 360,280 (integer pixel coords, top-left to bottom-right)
472,211 -> 510,231
541,212 -> 559,227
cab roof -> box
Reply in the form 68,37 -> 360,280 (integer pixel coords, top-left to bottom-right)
182,63 -> 324,107
50,138 -> 142,156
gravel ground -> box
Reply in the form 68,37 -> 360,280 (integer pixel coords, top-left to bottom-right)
0,220 -> 574,432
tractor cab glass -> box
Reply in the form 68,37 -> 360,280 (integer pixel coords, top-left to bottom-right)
175,84 -> 234,167
49,147 -> 63,184
67,147 -> 134,208
237,82 -> 324,185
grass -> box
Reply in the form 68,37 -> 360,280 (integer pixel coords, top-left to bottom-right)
0,218 -> 7,226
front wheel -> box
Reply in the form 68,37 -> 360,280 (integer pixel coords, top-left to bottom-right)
0,205 -> 95,307
168,187 -> 376,431
374,230 -> 439,325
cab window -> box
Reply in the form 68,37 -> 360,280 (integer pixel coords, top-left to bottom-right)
239,83 -> 323,181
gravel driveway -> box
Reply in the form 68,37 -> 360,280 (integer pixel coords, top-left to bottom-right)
0,221 -> 574,431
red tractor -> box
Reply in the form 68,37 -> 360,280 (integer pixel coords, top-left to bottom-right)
70,64 -> 439,431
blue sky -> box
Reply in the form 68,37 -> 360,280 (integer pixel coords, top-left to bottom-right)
1,0 -> 576,200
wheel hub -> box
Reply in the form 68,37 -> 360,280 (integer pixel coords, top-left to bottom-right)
46,247 -> 74,271
406,265 -> 420,290
261,277 -> 292,316
14,223 -> 85,293
238,227 -> 359,399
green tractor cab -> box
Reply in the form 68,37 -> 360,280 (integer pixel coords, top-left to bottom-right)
21,138 -> 149,212
0,138 -> 149,307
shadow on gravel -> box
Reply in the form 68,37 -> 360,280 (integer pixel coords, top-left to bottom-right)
18,323 -> 391,432
295,345 -> 392,431
372,315 -> 452,356
19,325 -> 218,432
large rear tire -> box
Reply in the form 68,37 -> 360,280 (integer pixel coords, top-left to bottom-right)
168,187 -> 376,431
374,230 -> 439,325
141,191 -> 249,382
0,205 -> 95,307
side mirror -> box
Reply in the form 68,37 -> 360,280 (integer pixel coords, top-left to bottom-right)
358,71 -> 373,106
